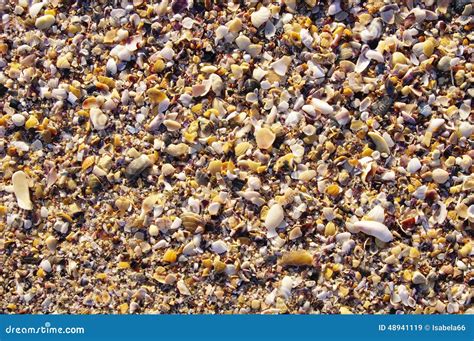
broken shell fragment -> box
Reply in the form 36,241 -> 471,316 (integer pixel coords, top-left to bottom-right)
251,6 -> 271,28
352,221 -> 393,243
255,128 -> 275,149
90,108 -> 108,130
280,250 -> 313,266
368,132 -> 390,154
12,171 -> 33,210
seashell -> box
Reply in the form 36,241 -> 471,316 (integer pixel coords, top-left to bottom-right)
366,49 -> 384,63
165,143 -> 190,157
411,271 -> 426,284
380,4 -> 398,24
235,142 -> 251,156
255,127 -> 275,149
352,220 -> 393,242
302,104 -> 316,116
427,118 -> 445,133
391,52 -> 408,67
432,168 -> 449,184
279,276 -> 293,300
328,0 -> 341,15
192,81 -> 211,97
271,56 -> 292,76
125,155 -> 152,177
182,17 -> 194,29
177,280 -> 191,296
238,190 -> 264,206
35,14 -> 55,30
368,131 -> 390,154
227,18 -> 242,33
264,204 -> 284,230
334,107 -> 350,125
29,2 -> 45,18
360,18 -> 383,43
208,202 -> 221,215
382,170 -> 396,181
312,98 -> 334,115
366,205 -> 385,223
211,240 -> 228,254
407,158 -> 421,173
180,212 -> 204,232
298,170 -> 316,182
251,6 -> 271,28
12,171 -> 33,210
159,46 -> 174,61
235,35 -> 251,51
280,250 -> 313,266
163,119 -> 181,132
355,47 -> 370,73
90,108 -> 108,130
459,122 -> 473,138
106,58 -> 117,76
45,236 -> 58,251
246,44 -> 262,58
147,87 -> 168,104
300,29 -> 313,48
437,56 -> 451,71
39,259 -> 52,273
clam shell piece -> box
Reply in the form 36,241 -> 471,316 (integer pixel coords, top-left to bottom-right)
271,56 -> 292,76
264,204 -> 284,230
90,108 -> 108,130
353,220 -> 393,242
251,6 -> 271,28
12,171 -> 33,210
255,127 -> 275,149
180,212 -> 204,232
368,131 -> 390,154
312,98 -> 334,115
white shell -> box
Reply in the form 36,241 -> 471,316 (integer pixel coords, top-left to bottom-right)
407,158 -> 421,173
264,204 -> 284,230
271,56 -> 292,76
279,276 -> 293,300
427,118 -> 445,133
251,6 -> 271,28
211,240 -> 228,254
366,205 -> 385,223
106,58 -> 117,75
12,171 -> 33,210
29,2 -> 44,18
235,35 -> 251,50
90,108 -> 108,130
432,168 -> 449,184
312,98 -> 334,115
352,220 -> 393,242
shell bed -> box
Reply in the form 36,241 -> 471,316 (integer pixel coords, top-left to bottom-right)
0,0 -> 472,314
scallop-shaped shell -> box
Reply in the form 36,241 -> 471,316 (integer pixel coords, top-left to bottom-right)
251,6 -> 271,28
180,212 -> 204,232
235,142 -> 251,156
